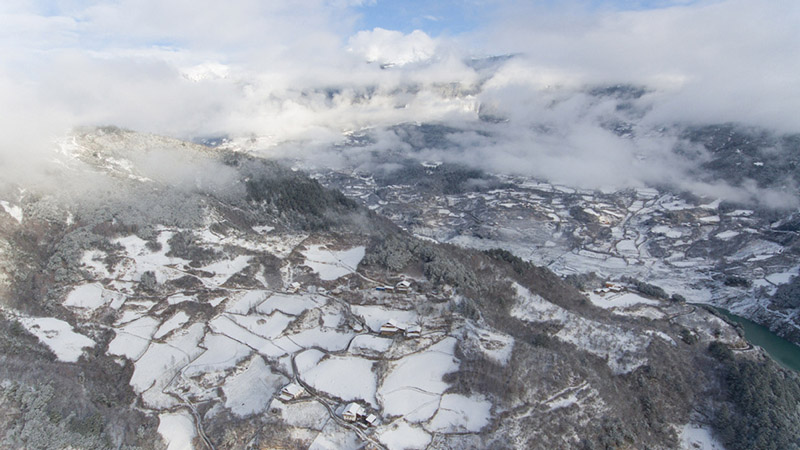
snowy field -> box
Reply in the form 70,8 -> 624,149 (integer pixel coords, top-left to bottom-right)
586,291 -> 661,310
17,316 -> 95,363
302,245 -> 365,280
680,423 -> 725,450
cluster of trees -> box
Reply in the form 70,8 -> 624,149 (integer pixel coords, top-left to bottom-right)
708,341 -> 800,450
682,124 -> 800,191
374,160 -> 503,195
166,231 -> 221,266
245,171 -> 358,231
620,276 -> 669,300
364,235 -> 481,291
0,313 -> 158,449
772,274 -> 800,309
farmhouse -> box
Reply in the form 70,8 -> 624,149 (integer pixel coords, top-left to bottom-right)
342,402 -> 366,422
405,324 -> 422,339
365,414 -> 378,426
395,280 -> 412,293
380,319 -> 406,336
278,383 -> 305,402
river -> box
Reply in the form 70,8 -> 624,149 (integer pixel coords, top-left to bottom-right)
711,306 -> 800,372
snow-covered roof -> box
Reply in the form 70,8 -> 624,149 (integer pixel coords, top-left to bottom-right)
344,402 -> 365,417
384,319 -> 407,330
282,383 -> 304,396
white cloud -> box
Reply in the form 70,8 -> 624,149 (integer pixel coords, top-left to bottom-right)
348,28 -> 438,66
478,0 -> 800,131
0,0 -> 798,205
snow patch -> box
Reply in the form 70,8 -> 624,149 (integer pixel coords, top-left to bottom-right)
223,356 -> 286,417
299,352 -> 378,406
0,200 -> 23,223
257,293 -> 321,316
154,311 -> 190,339
108,316 -> 160,360
17,317 -> 95,363
378,337 -> 458,420
427,394 -> 492,433
199,255 -> 252,285
209,315 -> 290,358
378,421 -> 431,450
556,317 -> 649,374
286,328 -> 355,352
349,334 -> 393,355
64,283 -> 124,310
157,410 -> 196,450
587,292 -> 661,309
301,245 -> 365,280
510,283 -> 568,323
464,323 -> 514,365
184,333 -> 252,377
130,323 -> 205,408
680,423 -> 725,450
226,312 -> 294,339
351,305 -> 419,332
225,289 -> 269,314
270,398 -> 329,430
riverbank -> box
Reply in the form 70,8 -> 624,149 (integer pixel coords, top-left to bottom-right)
708,305 -> 800,372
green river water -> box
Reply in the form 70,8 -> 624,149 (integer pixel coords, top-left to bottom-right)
711,306 -> 800,372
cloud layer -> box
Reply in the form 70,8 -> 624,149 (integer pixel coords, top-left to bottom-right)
1,0 -> 798,203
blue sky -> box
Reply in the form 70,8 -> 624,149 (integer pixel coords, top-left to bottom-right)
353,0 -> 493,35
353,0 -> 701,35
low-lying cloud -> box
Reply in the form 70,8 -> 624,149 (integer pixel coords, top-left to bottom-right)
1,0 -> 798,206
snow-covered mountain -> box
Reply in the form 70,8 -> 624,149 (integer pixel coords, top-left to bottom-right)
1,128 -> 799,449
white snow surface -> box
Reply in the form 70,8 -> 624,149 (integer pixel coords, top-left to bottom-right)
299,353 -> 378,406
349,334 -> 393,354
556,316 -> 649,374
257,293 -> 320,316
183,333 -> 252,377
270,398 -> 329,430
80,250 -> 112,279
130,323 -> 204,407
510,283 -> 568,323
715,230 -> 740,240
587,292 -> 661,309
286,328 -> 355,352
351,304 -> 419,332
0,200 -> 23,223
301,245 -> 365,280
464,323 -> 514,365
208,315 -> 290,358
199,255 -> 253,285
427,394 -> 492,433
108,316 -> 160,360
113,232 -> 189,284
225,290 -> 269,314
378,421 -> 431,450
226,311 -> 294,339
64,283 -> 125,310
309,420 -> 360,450
166,293 -> 195,305
223,356 -> 285,417
680,423 -> 725,449
766,267 -> 798,286
154,311 -> 190,339
17,317 -> 95,363
378,337 -> 458,420
158,410 -> 196,450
